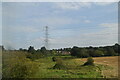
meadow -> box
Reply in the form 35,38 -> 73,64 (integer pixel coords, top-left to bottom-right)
2,50 -> 118,78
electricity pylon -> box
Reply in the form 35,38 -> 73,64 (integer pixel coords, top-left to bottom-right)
45,26 -> 49,50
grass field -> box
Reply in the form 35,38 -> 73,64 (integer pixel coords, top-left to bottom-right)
32,56 -> 118,78
33,57 -> 102,78
2,51 -> 119,78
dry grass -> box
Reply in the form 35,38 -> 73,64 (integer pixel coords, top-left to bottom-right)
81,56 -> 118,67
75,56 -> 119,78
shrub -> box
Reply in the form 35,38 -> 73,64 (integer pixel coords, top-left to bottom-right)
2,51 -> 39,78
10,62 -> 28,78
83,57 -> 94,66
52,57 -> 62,62
53,58 -> 66,69
52,57 -> 56,62
26,53 -> 44,61
8,59 -> 39,78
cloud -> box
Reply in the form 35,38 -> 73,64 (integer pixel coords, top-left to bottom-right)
94,2 -> 115,6
52,2 -> 117,10
98,23 -> 118,39
32,16 -> 78,28
32,22 -> 118,49
2,0 -> 119,2
83,23 -> 118,45
54,2 -> 91,10
84,20 -> 91,23
50,22 -> 118,48
16,27 -> 39,33
5,22 -> 117,49
100,23 -> 118,28
6,26 -> 40,33
2,2 -> 118,49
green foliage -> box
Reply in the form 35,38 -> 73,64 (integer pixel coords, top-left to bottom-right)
105,47 -> 116,56
71,46 -> 80,56
53,58 -> 67,69
83,57 -> 94,66
52,56 -> 66,62
70,43 -> 119,58
52,57 -> 56,62
2,43 -> 119,78
78,48 -> 89,58
93,50 -> 104,57
2,51 -> 39,78
88,49 -> 95,57
9,60 -> 38,78
28,46 -> 35,54
51,50 -> 57,55
40,47 -> 47,53
2,50 -> 111,78
34,56 -> 104,78
26,53 -> 44,61
71,47 -> 89,58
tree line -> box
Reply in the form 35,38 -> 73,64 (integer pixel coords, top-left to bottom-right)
70,43 -> 119,58
53,43 -> 120,57
1,43 -> 120,58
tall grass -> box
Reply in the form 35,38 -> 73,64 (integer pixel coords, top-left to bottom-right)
2,51 -> 39,78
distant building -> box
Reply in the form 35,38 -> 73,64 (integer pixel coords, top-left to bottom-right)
61,51 -> 71,55
57,50 -> 71,55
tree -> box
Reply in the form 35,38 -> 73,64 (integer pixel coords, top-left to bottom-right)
78,48 -> 89,58
28,46 -> 35,54
19,48 -> 23,51
40,47 -> 46,53
88,48 -> 95,57
94,50 -> 104,57
51,50 -> 57,55
71,47 -> 89,58
70,46 -> 80,57
113,43 -> 119,55
105,47 -> 116,56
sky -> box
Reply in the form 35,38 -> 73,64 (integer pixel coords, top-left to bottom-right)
1,2 -> 118,49
0,2 -> 2,47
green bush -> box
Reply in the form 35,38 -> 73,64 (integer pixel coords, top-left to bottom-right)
53,58 -> 66,69
2,51 -> 39,78
83,57 -> 94,66
52,57 -> 56,62
10,62 -> 28,78
26,53 -> 44,61
8,59 -> 39,78
52,57 -> 62,62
